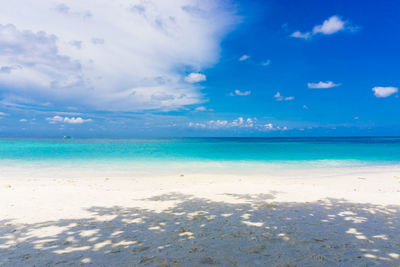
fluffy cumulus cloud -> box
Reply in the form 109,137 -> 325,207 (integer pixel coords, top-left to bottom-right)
184,73 -> 206,83
291,15 -> 357,40
313,16 -> 345,35
0,1 -> 238,111
308,81 -> 340,89
230,89 -> 251,96
274,92 -> 294,101
372,86 -> 398,98
189,117 -> 288,131
46,115 -> 92,124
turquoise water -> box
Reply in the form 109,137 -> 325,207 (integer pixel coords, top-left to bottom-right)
1,137 -> 400,167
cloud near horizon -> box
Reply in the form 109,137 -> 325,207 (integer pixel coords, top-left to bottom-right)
188,117 -> 287,131
46,115 -> 93,124
189,117 -> 254,129
0,1 -> 238,112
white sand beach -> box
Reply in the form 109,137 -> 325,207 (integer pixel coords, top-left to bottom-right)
1,165 -> 400,266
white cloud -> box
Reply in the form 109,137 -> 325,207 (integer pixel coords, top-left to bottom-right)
194,106 -> 213,112
264,123 -> 273,130
0,112 -> 8,116
303,105 -> 309,109
308,81 -> 340,89
261,59 -> 271,66
46,115 -> 92,124
230,89 -> 251,96
195,106 -> 207,111
189,117 -> 256,129
0,1 -> 238,111
64,117 -> 92,124
188,117 -> 288,131
291,31 -> 311,40
274,92 -> 294,101
184,73 -> 206,83
291,15 -> 357,40
313,16 -> 345,35
239,54 -> 250,61
46,116 -> 65,123
372,86 -> 398,98
19,118 -> 28,122
188,122 -> 206,128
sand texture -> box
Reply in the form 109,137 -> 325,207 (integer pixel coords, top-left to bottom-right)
1,165 -> 400,266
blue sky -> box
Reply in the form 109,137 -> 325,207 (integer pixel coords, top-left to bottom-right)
0,0 -> 399,137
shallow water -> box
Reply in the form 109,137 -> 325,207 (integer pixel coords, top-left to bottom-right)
1,137 -> 400,172
1,137 -> 400,160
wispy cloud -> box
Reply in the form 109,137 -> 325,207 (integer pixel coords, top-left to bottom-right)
308,81 -> 340,89
230,90 -> 251,96
46,116 -> 93,124
19,118 -> 28,122
194,106 -> 213,112
239,54 -> 250,61
261,59 -> 271,66
0,112 -> 8,116
184,73 -> 206,83
291,31 -> 311,40
291,15 -> 358,40
274,92 -> 294,101
372,86 -> 398,98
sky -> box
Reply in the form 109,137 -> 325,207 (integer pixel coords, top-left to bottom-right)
0,0 -> 399,137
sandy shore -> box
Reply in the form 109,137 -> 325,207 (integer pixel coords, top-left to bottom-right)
1,165 -> 400,266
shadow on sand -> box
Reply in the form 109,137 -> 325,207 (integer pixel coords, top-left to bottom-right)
1,192 -> 400,266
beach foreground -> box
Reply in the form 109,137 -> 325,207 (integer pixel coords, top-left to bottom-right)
1,165 -> 400,266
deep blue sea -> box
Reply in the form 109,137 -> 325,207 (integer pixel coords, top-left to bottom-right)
1,137 -> 400,167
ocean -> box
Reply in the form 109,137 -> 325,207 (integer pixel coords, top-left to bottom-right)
1,137 -> 400,172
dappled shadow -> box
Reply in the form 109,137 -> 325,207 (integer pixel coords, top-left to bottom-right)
1,193 -> 400,266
